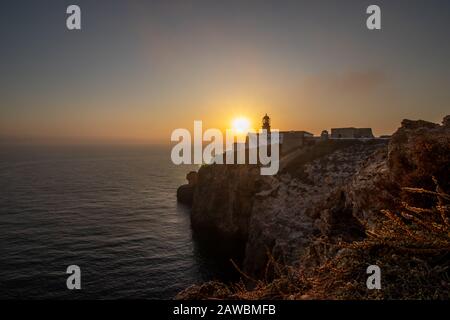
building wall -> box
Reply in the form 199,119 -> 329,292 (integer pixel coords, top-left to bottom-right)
330,128 -> 374,139
245,130 -> 315,155
280,131 -> 314,154
355,128 -> 374,138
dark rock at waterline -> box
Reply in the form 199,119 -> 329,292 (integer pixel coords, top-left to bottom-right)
176,171 -> 198,205
177,184 -> 195,205
191,164 -> 263,241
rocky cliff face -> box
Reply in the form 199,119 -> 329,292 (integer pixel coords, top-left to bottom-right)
190,164 -> 263,242
188,141 -> 388,276
244,141 -> 387,275
177,171 -> 198,205
388,116 -> 450,196
185,116 -> 449,279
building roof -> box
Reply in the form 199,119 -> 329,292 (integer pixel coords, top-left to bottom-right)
279,130 -> 314,136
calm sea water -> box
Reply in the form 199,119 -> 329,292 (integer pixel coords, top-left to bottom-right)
0,145 -> 235,299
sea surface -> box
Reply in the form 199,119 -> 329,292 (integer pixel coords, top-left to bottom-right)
0,145 -> 234,299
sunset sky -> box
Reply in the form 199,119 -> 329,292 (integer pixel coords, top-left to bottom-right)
1,0 -> 449,143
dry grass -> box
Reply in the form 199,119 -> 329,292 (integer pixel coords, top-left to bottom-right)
303,177 -> 449,299
368,177 -> 450,253
179,178 -> 449,300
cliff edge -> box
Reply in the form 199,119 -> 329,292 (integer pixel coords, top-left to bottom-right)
177,115 -> 450,299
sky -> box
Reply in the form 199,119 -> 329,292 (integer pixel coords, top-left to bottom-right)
0,0 -> 449,143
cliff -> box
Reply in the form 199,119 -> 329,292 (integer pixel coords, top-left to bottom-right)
177,171 -> 198,205
187,140 -> 388,276
177,115 -> 450,299
190,164 -> 262,241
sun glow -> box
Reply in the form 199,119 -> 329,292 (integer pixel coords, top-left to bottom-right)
231,117 -> 251,135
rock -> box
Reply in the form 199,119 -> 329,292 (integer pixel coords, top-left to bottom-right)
400,119 -> 440,130
443,115 -> 450,128
190,164 -> 263,241
345,147 -> 390,228
186,171 -> 198,185
176,171 -> 198,205
244,141 -> 387,276
388,115 -> 450,193
177,184 -> 195,205
187,140 -> 387,277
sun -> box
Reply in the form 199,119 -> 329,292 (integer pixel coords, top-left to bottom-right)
232,117 -> 251,135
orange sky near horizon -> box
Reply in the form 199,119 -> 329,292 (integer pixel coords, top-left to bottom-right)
1,1 -> 449,144
2,83 -> 447,144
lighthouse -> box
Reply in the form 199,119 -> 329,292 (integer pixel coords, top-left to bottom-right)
262,113 -> 271,133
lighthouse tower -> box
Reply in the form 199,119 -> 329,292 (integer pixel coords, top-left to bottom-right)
262,113 -> 271,133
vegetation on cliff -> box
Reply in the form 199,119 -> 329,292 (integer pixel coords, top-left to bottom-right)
178,181 -> 449,300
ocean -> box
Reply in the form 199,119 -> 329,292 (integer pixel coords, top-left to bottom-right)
0,145 -> 234,299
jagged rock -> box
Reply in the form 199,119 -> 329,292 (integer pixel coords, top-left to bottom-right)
245,141 -> 387,275
176,171 -> 198,205
345,147 -> 390,228
186,140 -> 387,277
400,119 -> 440,130
442,115 -> 450,128
190,164 -> 263,241
388,115 -> 450,193
177,184 -> 195,205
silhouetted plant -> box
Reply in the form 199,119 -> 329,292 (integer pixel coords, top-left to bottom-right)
366,177 -> 450,253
